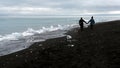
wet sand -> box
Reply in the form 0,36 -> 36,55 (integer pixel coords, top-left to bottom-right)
0,20 -> 120,68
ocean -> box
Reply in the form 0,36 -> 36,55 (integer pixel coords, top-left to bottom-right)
0,16 -> 120,56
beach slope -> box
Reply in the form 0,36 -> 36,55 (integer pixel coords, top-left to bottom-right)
0,20 -> 120,68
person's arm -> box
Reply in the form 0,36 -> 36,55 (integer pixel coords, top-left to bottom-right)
83,20 -> 88,24
85,21 -> 88,24
87,21 -> 89,24
87,19 -> 91,24
93,19 -> 95,24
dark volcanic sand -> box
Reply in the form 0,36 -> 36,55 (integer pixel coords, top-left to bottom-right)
0,20 -> 120,68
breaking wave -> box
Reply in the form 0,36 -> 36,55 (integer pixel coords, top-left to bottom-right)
0,24 -> 78,56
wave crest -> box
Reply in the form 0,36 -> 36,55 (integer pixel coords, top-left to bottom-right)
0,24 -> 78,56
0,24 -> 77,42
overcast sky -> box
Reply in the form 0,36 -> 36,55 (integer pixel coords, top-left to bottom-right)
0,0 -> 120,16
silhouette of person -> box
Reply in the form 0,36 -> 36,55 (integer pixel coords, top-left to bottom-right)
88,16 -> 95,30
79,17 -> 87,31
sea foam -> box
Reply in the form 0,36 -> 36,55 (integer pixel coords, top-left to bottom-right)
0,24 -> 78,56
0,24 -> 74,41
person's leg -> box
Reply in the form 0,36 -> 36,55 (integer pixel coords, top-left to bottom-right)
80,25 -> 83,31
90,24 -> 93,30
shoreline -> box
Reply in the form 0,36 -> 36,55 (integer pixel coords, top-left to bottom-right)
0,20 -> 120,68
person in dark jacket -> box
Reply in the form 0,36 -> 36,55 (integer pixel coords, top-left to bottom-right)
79,17 -> 87,31
88,16 -> 95,30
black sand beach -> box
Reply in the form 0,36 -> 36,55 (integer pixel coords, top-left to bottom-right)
0,20 -> 120,68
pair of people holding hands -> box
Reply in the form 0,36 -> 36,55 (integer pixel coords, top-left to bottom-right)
79,16 -> 95,31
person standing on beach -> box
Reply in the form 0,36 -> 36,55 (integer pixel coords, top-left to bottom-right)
88,16 -> 95,30
79,17 -> 87,31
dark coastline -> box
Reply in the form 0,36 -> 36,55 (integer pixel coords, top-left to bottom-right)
0,20 -> 120,68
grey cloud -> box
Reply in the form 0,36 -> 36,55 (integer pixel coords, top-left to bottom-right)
0,0 -> 27,6
0,0 -> 120,15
